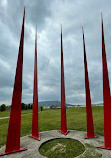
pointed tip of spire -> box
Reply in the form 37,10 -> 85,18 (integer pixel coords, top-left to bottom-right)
61,24 -> 62,34
35,26 -> 37,43
24,6 -> 25,15
101,12 -> 103,18
36,26 -> 37,35
82,26 -> 84,34
101,12 -> 103,23
23,7 -> 25,21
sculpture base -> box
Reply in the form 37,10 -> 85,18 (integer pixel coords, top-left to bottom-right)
97,146 -> 111,150
29,134 -> 40,141
59,130 -> 68,135
0,148 -> 27,156
85,135 -> 97,139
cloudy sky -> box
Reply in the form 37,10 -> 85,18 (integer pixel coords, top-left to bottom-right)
0,0 -> 111,105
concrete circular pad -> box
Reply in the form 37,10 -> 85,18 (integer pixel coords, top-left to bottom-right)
0,130 -> 111,158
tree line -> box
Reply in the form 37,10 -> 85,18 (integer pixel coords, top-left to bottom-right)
0,103 -> 33,112
0,103 -> 43,112
0,104 -> 6,111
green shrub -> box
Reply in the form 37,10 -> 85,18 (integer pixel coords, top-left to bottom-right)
0,104 -> 6,112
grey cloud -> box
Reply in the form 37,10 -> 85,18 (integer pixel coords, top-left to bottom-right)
0,0 -> 111,105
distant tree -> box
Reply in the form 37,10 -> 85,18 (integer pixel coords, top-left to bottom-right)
22,103 -> 25,110
6,106 -> 10,110
28,104 -> 31,109
24,105 -> 28,110
0,104 -> 6,111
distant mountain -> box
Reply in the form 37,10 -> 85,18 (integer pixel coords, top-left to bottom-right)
28,101 -> 103,108
6,102 -> 104,107
37,101 -> 75,107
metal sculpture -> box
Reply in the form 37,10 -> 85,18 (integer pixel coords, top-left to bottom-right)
60,27 -> 68,135
0,8 -> 27,156
30,28 -> 40,140
82,27 -> 96,139
98,14 -> 111,149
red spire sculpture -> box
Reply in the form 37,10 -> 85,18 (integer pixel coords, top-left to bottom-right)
98,14 -> 111,149
30,28 -> 40,140
0,8 -> 27,156
60,27 -> 68,135
82,27 -> 96,139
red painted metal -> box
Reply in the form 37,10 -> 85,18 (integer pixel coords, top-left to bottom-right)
0,8 -> 27,156
30,28 -> 40,141
97,14 -> 111,149
60,27 -> 68,135
82,27 -> 96,139
97,146 -> 111,150
0,148 -> 26,156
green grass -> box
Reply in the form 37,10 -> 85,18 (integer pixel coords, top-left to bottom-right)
0,110 -> 32,118
0,110 -> 10,118
0,106 -> 104,148
0,108 -> 49,118
67,106 -> 104,136
39,138 -> 85,158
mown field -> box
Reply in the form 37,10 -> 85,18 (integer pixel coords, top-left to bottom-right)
0,106 -> 104,148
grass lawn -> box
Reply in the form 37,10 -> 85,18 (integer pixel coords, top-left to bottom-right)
0,108 -> 49,118
0,106 -> 104,148
39,138 -> 85,158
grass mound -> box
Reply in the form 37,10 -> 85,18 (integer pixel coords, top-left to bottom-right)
39,138 -> 85,158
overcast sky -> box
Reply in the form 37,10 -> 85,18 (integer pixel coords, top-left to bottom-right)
0,0 -> 111,105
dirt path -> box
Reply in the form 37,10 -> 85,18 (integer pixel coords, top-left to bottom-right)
0,113 -> 32,120
0,110 -> 48,120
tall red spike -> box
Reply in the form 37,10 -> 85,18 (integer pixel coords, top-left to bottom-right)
30,28 -> 40,141
0,8 -> 27,156
60,27 -> 68,135
97,14 -> 111,150
82,27 -> 96,139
